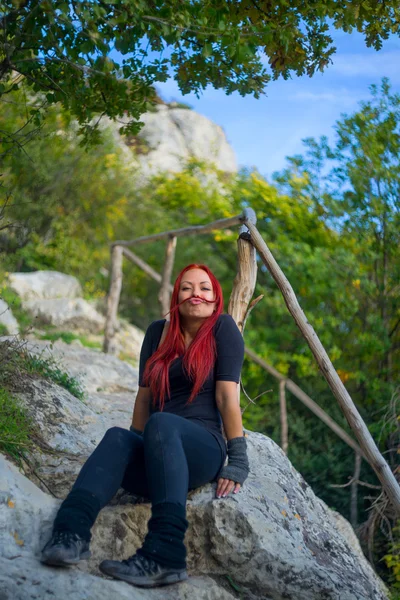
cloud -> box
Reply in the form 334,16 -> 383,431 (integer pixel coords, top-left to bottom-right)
330,51 -> 400,81
292,89 -> 358,108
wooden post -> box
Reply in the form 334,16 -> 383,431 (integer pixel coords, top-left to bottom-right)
158,235 -> 177,318
243,218 -> 400,513
103,245 -> 123,354
279,380 -> 288,455
228,208 -> 258,334
228,207 -> 257,406
351,453 -> 362,528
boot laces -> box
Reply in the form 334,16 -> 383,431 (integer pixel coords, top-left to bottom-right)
123,553 -> 159,575
52,531 -> 82,546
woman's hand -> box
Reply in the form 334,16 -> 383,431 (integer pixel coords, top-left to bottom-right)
216,477 -> 241,499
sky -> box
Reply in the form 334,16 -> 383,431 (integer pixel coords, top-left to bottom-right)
153,29 -> 400,179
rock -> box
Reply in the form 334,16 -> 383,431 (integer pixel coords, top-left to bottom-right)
0,299 -> 19,334
23,298 -> 105,333
104,105 -> 237,179
136,106 -> 237,177
8,271 -> 82,301
1,340 -> 389,599
26,339 -> 139,394
12,340 -> 139,497
0,456 -> 238,600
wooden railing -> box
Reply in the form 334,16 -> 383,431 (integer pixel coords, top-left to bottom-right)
103,209 -> 400,514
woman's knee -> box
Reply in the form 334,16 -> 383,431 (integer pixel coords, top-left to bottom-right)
144,413 -> 180,442
102,426 -> 132,445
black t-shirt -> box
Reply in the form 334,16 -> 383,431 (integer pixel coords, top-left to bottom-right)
138,313 -> 245,458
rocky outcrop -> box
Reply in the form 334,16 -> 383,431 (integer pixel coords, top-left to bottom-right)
0,456 -> 237,600
106,105 -> 237,178
23,298 -> 105,333
8,271 -> 82,301
0,340 -> 389,600
0,299 -> 19,334
14,339 -> 138,497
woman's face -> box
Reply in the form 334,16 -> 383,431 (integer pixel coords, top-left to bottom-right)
177,268 -> 216,320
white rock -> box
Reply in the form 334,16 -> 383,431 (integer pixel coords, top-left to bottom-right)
1,339 -> 389,599
136,107 -> 237,177
0,456 -> 238,600
26,339 -> 139,394
11,340 -> 138,497
0,298 -> 19,334
102,105 -> 237,180
23,298 -> 105,333
8,271 -> 82,301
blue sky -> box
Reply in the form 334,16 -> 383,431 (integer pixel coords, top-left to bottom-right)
154,29 -> 400,179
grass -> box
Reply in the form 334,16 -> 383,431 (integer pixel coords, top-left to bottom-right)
39,330 -> 102,350
0,338 -> 86,465
0,286 -> 33,331
22,352 -> 85,401
0,323 -> 8,335
0,386 -> 35,466
0,338 -> 85,401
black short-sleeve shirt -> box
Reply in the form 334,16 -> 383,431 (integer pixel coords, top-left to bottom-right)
138,313 -> 244,457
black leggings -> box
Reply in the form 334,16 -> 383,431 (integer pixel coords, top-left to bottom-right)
53,412 -> 224,568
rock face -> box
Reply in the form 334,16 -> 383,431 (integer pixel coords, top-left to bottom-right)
105,105 -> 237,178
23,297 -> 105,333
8,271 -> 82,301
0,299 -> 19,334
136,106 -> 237,177
0,340 -> 389,600
16,339 -> 138,497
0,456 -> 237,600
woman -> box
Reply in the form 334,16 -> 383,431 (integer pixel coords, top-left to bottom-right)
41,263 -> 249,588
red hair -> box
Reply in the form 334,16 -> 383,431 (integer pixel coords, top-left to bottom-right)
142,264 -> 224,409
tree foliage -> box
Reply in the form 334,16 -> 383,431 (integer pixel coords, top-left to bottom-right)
1,0 -> 400,141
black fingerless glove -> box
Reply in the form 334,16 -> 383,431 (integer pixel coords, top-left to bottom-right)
219,436 -> 249,485
129,425 -> 143,436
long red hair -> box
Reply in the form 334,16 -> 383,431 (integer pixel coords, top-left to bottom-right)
142,264 -> 224,409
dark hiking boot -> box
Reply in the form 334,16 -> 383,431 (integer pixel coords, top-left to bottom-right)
40,530 -> 91,566
99,553 -> 188,588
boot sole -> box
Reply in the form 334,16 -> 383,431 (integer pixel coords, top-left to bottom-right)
99,565 -> 188,588
40,550 -> 91,567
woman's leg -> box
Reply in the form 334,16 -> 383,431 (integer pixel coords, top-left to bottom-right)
52,426 -> 147,541
133,412 -> 223,570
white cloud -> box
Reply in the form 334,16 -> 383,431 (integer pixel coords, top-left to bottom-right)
292,89 -> 358,108
330,51 -> 400,81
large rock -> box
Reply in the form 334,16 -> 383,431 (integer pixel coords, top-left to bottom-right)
23,298 -> 105,333
105,105 -> 237,178
136,106 -> 237,176
0,456 -> 237,600
26,339 -> 139,394
13,340 -> 139,497
1,340 -> 388,599
8,271 -> 82,301
0,299 -> 19,334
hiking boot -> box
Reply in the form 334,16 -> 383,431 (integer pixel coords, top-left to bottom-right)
99,552 -> 188,588
40,530 -> 91,566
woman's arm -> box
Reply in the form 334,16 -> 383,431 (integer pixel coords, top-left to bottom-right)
215,380 -> 249,499
215,380 -> 244,440
131,386 -> 152,432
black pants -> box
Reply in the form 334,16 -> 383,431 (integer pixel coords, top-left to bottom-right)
53,412 -> 224,568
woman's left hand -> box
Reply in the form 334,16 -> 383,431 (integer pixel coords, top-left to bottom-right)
216,477 -> 241,499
